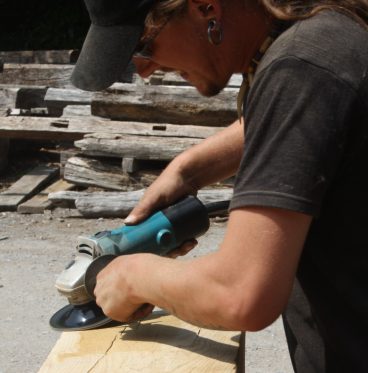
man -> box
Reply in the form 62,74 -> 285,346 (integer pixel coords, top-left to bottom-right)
71,0 -> 368,371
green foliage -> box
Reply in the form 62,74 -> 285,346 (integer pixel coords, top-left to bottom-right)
0,0 -> 90,50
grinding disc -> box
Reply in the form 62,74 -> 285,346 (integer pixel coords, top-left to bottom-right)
49,301 -> 112,331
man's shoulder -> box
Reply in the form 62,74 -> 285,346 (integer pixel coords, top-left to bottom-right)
258,10 -> 368,90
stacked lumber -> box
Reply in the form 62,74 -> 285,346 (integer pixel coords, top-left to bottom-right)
0,50 -> 241,216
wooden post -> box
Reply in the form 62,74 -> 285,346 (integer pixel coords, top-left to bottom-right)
122,157 -> 140,173
0,138 -> 9,173
0,108 -> 9,174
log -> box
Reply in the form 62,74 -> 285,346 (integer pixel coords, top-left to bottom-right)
92,83 -> 238,126
0,165 -> 59,211
0,116 -> 223,141
64,156 -> 158,191
74,188 -> 233,217
17,179 -> 74,214
38,310 -> 241,373
0,85 -> 47,110
44,87 -> 93,116
0,50 -> 79,64
75,133 -> 202,160
0,64 -> 74,88
47,188 -> 232,217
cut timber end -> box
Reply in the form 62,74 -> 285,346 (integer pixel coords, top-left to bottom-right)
38,310 -> 241,373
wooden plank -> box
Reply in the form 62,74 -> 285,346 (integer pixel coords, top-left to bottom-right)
0,50 -> 79,64
0,85 -> 47,110
8,107 -> 49,117
0,86 -> 18,109
0,165 -> 59,211
64,156 -> 158,191
38,310 -> 240,373
92,83 -> 238,126
44,87 -> 93,116
62,105 -> 91,117
149,72 -> 243,88
17,179 -> 74,214
0,116 -> 223,141
0,64 -> 74,88
75,133 -> 202,160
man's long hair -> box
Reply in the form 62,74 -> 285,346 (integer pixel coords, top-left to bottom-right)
144,0 -> 368,31
260,0 -> 368,28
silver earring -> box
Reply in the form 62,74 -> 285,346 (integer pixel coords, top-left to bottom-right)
207,19 -> 223,45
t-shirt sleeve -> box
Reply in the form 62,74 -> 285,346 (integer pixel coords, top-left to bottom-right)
230,56 -> 357,216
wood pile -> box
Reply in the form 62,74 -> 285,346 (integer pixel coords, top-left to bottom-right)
0,50 -> 241,217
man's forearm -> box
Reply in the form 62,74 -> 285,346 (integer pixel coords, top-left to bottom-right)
170,119 -> 244,190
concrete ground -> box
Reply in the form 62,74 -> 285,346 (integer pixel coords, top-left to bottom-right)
0,209 -> 293,373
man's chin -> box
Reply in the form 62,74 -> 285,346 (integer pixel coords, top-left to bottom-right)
178,72 -> 224,97
195,83 -> 223,97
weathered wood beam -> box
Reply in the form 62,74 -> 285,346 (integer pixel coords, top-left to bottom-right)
0,64 -> 74,88
48,188 -> 233,217
0,165 -> 59,211
0,85 -> 47,110
92,83 -> 238,126
0,50 -> 79,64
122,157 -> 141,173
64,156 -> 158,191
12,86 -> 47,109
75,133 -> 202,160
0,116 -> 223,141
44,87 -> 93,116
150,72 -> 243,88
38,310 -> 241,372
62,105 -> 91,117
8,107 -> 49,117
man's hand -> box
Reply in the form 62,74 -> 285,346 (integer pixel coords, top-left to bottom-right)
94,239 -> 197,323
124,163 -> 197,225
94,255 -> 144,322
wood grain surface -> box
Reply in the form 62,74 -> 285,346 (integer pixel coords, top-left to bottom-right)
39,310 -> 241,373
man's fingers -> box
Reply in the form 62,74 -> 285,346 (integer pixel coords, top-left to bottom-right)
125,201 -> 154,225
128,303 -> 155,322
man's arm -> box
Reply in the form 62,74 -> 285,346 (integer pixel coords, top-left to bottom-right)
125,119 -> 244,223
95,206 -> 312,331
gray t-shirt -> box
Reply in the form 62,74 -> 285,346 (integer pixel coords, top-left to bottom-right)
230,10 -> 368,372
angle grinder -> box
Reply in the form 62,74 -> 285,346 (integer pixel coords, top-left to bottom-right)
49,195 -> 229,331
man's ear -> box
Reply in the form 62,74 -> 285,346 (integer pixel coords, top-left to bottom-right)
188,0 -> 222,22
